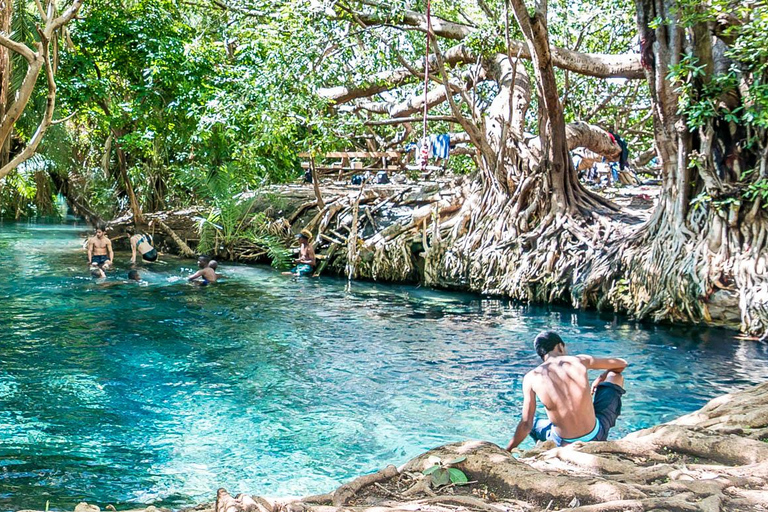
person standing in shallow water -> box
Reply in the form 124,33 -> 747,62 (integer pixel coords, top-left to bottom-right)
283,229 -> 316,277
188,256 -> 218,285
87,225 -> 113,270
506,331 -> 628,450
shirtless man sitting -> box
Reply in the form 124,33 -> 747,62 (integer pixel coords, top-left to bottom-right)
87,225 -> 114,270
506,331 -> 627,450
282,229 -> 316,277
188,256 -> 218,285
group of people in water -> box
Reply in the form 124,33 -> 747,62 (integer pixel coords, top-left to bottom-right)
85,224 -> 318,283
87,224 -> 628,448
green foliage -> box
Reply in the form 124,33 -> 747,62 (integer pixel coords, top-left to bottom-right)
422,456 -> 469,487
195,171 -> 291,269
745,180 -> 768,206
447,155 -> 476,175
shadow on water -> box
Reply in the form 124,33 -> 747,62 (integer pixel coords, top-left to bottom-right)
1,221 -> 767,511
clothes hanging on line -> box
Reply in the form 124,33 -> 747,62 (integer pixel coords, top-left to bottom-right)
413,134 -> 451,161
431,134 -> 450,159
608,131 -> 629,170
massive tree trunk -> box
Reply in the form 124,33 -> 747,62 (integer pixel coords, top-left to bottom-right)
0,0 -> 12,168
578,0 -> 768,335
313,0 -> 768,336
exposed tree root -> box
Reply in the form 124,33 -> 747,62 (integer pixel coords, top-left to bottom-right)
187,381 -> 768,512
27,382 -> 768,512
104,173 -> 767,337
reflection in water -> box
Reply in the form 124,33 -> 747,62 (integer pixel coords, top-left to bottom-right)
1,221 -> 767,511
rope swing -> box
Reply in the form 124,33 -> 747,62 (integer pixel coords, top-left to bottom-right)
420,0 -> 432,171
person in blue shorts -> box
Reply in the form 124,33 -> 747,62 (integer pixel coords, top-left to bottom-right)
506,331 -> 628,450
283,229 -> 316,277
87,225 -> 113,271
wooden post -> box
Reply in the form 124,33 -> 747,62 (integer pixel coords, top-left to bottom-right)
311,156 -> 325,210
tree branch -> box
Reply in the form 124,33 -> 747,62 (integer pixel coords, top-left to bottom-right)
347,6 -> 643,79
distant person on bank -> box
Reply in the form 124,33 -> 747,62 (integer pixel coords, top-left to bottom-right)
188,256 -> 218,285
128,228 -> 158,264
87,225 -> 113,270
283,229 -> 316,277
506,331 -> 628,450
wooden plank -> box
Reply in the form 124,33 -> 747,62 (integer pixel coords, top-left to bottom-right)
298,151 -> 401,158
314,167 -> 391,173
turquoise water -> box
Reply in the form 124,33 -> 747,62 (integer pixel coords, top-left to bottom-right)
1,222 -> 768,511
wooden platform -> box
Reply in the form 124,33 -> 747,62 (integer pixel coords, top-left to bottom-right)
299,151 -> 407,175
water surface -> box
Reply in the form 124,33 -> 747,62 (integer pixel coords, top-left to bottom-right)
1,222 -> 767,510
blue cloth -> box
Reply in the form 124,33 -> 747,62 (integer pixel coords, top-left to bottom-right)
291,263 -> 314,276
414,135 -> 451,161
91,254 -> 109,266
431,134 -> 450,160
530,382 -> 625,447
610,162 -> 620,182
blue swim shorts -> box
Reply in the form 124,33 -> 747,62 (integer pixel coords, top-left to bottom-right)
291,264 -> 314,276
530,382 -> 626,446
91,254 -> 109,267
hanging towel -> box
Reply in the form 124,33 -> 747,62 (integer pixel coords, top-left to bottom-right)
430,134 -> 450,160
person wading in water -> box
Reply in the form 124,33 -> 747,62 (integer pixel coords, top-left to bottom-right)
506,331 -> 628,450
87,225 -> 113,271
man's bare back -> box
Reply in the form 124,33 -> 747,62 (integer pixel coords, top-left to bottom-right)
527,355 -> 600,439
506,331 -> 627,450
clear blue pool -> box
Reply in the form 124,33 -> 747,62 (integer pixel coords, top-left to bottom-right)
1,221 -> 767,511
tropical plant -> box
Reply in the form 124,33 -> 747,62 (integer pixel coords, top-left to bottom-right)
422,456 -> 469,487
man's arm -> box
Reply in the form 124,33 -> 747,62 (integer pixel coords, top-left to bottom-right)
578,355 -> 628,393
87,238 -> 93,262
106,239 -> 114,263
131,238 -> 137,263
506,374 -> 537,451
188,270 -> 203,281
578,355 -> 628,373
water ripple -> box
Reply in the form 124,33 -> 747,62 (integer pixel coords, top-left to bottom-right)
1,222 -> 767,511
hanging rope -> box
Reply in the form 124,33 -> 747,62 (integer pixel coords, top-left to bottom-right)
420,0 -> 432,171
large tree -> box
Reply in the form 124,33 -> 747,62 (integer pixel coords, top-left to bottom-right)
299,0 -> 768,335
0,0 -> 82,181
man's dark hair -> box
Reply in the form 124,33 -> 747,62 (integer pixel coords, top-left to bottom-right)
534,331 -> 564,359
128,269 -> 140,280
97,223 -> 107,232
